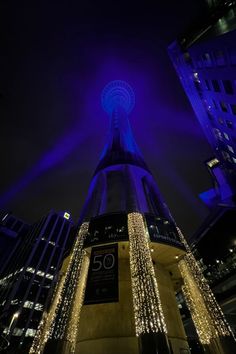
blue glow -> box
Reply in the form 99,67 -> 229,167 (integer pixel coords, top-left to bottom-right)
0,125 -> 88,208
101,80 -> 135,115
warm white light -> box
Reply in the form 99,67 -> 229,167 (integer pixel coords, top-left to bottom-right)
128,212 -> 167,336
29,222 -> 89,354
177,227 -> 235,344
63,212 -> 70,220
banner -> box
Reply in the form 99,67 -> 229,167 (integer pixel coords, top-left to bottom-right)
84,243 -> 119,304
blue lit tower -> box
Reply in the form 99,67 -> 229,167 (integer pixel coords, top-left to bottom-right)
80,80 -> 172,221
30,81 -> 234,354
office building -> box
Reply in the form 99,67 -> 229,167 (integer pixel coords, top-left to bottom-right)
0,213 -> 30,276
168,2 -> 236,205
0,210 -> 74,353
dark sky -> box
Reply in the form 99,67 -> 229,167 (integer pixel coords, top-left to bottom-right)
1,1 -> 214,237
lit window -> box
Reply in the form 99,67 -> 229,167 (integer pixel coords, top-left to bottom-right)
213,128 -> 223,140
222,80 -> 233,94
227,145 -> 234,153
230,103 -> 236,115
11,299 -> 19,305
12,328 -> 23,336
37,270 -> 45,277
24,301 -> 34,309
223,132 -> 229,140
212,79 -> 220,92
34,303 -> 43,311
220,101 -> 228,112
26,267 -> 35,274
25,328 -> 36,337
45,273 -> 53,280
214,50 -> 226,66
233,157 -> 236,164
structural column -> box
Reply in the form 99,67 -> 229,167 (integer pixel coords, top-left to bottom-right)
128,212 -> 171,354
177,228 -> 235,354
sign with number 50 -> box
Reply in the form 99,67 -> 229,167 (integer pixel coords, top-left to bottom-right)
84,243 -> 118,304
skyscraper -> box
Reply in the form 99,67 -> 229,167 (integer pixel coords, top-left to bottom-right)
168,3 -> 236,206
0,210 -> 74,353
30,81 -> 235,354
0,213 -> 30,276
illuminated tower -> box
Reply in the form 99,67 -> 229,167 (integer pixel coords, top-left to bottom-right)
30,81 -> 235,354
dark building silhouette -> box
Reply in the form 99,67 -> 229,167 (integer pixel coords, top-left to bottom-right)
0,210 -> 74,353
0,213 -> 30,276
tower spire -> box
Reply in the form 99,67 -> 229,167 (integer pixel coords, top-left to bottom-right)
94,80 -> 149,175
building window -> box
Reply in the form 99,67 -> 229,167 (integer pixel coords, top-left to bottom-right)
207,112 -> 214,121
212,99 -> 217,109
212,79 -> 220,92
12,328 -> 23,336
230,104 -> 236,115
218,117 -> 224,125
25,328 -> 36,337
227,145 -> 234,153
229,47 -> 236,65
220,101 -> 228,112
205,79 -> 210,90
226,120 -> 233,129
222,151 -> 231,162
223,132 -> 229,140
213,128 -> 223,141
233,157 -> 236,164
202,53 -> 212,67
214,50 -> 226,66
222,80 -> 234,94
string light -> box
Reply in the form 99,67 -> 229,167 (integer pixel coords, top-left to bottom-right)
177,227 -> 235,345
65,253 -> 90,352
128,212 -> 167,336
29,222 -> 89,354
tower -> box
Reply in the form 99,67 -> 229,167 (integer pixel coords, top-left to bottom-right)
30,81 -> 235,354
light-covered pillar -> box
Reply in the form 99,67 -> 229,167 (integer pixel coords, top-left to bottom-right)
177,227 -> 235,353
128,212 -> 171,354
29,222 -> 89,354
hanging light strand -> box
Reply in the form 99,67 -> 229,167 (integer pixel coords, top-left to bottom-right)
177,227 -> 235,344
65,252 -> 90,353
29,222 -> 89,354
128,212 -> 167,336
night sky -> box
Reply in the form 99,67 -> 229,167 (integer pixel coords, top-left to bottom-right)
1,1 -> 214,237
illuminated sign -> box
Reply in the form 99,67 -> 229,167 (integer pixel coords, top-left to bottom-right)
84,243 -> 118,304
